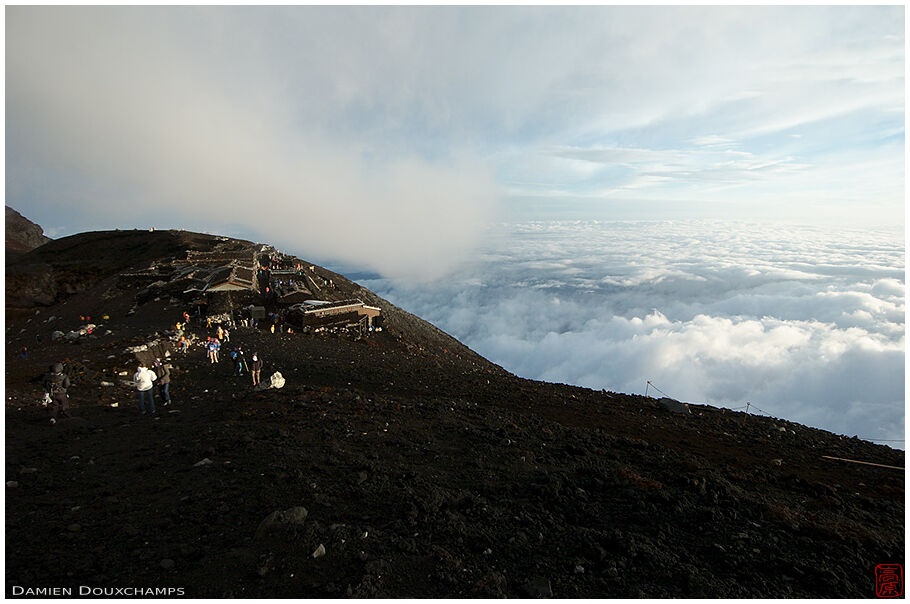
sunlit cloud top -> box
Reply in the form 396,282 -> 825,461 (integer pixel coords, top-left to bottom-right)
6,6 -> 904,277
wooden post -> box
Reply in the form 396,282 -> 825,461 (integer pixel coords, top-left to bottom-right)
822,455 -> 903,471
740,402 -> 751,426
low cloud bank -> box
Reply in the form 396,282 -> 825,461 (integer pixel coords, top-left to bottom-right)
365,220 -> 905,445
6,7 -> 497,281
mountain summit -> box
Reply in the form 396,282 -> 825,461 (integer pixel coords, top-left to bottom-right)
4,227 -> 904,598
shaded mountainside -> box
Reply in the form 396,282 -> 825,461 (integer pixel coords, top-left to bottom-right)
4,229 -> 904,598
5,206 -> 51,257
6,229 -> 236,309
5,229 -> 488,366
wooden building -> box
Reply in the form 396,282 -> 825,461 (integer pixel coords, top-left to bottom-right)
288,299 -> 382,328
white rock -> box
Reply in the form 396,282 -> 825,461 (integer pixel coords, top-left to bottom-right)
312,544 -> 326,558
193,458 -> 214,467
269,372 -> 286,389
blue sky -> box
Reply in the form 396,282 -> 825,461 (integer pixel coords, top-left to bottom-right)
5,6 -> 905,278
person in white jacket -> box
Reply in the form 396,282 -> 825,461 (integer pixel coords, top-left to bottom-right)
134,363 -> 158,415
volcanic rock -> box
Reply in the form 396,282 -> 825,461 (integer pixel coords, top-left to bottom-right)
5,206 -> 51,256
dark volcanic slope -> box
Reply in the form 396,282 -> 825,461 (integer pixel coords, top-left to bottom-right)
6,230 -> 230,309
5,230 -> 904,598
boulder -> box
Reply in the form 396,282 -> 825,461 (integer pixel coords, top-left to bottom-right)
657,397 -> 690,415
256,506 -> 308,538
522,577 -> 552,598
269,372 -> 286,389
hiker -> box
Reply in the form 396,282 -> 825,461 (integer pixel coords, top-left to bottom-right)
179,336 -> 189,354
19,345 -> 28,359
153,359 -> 172,406
230,347 -> 246,376
42,363 -> 71,425
206,338 -> 217,364
217,326 -> 224,340
133,363 -> 157,416
250,353 -> 263,386
223,327 -> 230,343
213,338 -> 221,363
206,316 -> 213,328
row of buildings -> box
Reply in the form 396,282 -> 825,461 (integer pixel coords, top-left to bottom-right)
120,239 -> 382,331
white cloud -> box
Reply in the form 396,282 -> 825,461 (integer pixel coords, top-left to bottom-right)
689,135 -> 737,148
6,6 -> 500,280
365,220 -> 905,444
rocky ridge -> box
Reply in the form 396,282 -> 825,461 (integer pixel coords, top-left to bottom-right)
5,206 -> 51,256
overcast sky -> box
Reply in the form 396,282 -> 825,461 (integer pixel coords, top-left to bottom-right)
6,6 -> 905,278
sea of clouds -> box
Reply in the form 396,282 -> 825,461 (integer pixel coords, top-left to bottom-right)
355,220 -> 905,447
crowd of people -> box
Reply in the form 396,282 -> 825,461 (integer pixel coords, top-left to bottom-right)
42,309 -> 269,425
37,250 -> 316,424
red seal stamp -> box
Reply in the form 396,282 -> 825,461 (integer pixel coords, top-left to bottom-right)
876,564 -> 903,598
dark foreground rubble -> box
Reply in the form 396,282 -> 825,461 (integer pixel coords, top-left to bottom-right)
5,230 -> 904,598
